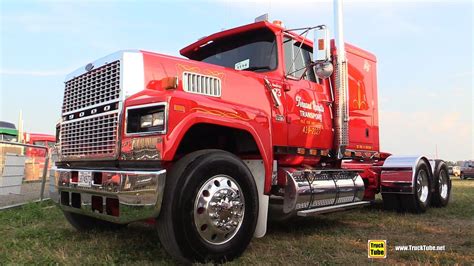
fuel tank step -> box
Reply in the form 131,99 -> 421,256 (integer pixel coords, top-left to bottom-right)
296,201 -> 371,216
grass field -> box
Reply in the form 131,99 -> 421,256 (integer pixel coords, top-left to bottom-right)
0,178 -> 473,264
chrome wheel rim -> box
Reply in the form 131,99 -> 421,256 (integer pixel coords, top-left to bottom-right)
416,169 -> 429,203
193,175 -> 245,245
439,170 -> 449,200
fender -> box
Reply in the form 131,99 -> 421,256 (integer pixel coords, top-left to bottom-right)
163,108 -> 272,238
162,103 -> 274,195
380,155 -> 433,194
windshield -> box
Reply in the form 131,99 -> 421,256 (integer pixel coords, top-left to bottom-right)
0,133 -> 17,142
34,141 -> 46,146
187,28 -> 277,72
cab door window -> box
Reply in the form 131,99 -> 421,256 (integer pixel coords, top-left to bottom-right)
283,37 -> 317,83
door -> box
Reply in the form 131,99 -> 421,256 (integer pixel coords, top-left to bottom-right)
282,37 -> 332,149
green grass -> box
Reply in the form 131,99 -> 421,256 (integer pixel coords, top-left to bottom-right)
1,178 -> 473,264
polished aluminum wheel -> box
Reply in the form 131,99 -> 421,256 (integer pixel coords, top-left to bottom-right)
193,175 -> 245,245
416,169 -> 429,203
439,169 -> 449,200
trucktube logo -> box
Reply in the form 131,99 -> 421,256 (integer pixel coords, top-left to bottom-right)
368,240 -> 387,259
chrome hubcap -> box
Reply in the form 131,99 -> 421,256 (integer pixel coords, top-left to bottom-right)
439,170 -> 449,200
193,175 -> 245,245
416,169 -> 429,203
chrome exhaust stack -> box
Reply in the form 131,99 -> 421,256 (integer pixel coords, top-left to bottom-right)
333,0 -> 350,159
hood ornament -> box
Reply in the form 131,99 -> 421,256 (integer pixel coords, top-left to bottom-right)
85,63 -> 94,72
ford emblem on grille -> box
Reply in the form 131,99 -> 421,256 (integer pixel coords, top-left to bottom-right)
85,63 -> 94,71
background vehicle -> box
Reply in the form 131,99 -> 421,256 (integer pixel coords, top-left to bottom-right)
460,161 -> 474,179
49,1 -> 451,263
0,121 -> 18,142
453,166 -> 461,177
23,133 -> 55,158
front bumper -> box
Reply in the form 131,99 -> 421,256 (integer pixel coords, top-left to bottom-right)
50,167 -> 166,224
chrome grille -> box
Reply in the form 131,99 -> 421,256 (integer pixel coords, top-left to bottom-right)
63,61 -> 121,114
182,72 -> 221,97
61,113 -> 119,158
61,60 -> 122,160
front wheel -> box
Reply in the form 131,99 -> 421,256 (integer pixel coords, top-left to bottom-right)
156,150 -> 259,263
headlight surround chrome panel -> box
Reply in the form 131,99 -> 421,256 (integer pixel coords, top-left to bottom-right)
125,102 -> 168,136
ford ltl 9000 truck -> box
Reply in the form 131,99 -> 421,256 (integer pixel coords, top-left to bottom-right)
50,2 -> 451,263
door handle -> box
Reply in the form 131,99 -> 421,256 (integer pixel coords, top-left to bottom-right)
264,78 -> 282,107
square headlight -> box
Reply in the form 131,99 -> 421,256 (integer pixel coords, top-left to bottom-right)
127,104 -> 166,134
140,114 -> 153,128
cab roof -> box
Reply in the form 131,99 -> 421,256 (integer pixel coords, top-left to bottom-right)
180,21 -> 284,58
180,20 -> 376,63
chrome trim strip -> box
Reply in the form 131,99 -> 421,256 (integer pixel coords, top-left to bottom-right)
380,180 -> 412,183
297,201 -> 370,216
121,52 -> 145,99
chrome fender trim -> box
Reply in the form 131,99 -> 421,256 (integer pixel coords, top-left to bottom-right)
381,155 -> 433,194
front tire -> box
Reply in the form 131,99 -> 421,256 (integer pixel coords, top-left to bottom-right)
156,150 -> 259,263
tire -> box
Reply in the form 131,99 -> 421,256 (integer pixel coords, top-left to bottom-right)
382,193 -> 401,211
431,161 -> 451,207
156,150 -> 259,263
63,211 -> 126,231
400,160 -> 431,213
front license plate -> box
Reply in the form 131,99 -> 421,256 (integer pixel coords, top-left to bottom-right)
78,171 -> 93,187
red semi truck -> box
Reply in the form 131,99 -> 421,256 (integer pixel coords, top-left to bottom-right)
24,133 -> 56,158
50,4 -> 451,263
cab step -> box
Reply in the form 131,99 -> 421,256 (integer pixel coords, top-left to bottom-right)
296,201 -> 371,216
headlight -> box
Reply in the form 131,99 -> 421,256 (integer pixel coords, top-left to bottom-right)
152,112 -> 164,127
139,111 -> 164,128
127,104 -> 166,134
140,114 -> 153,128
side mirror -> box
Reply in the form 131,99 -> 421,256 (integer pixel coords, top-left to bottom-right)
313,25 -> 330,62
313,26 -> 333,79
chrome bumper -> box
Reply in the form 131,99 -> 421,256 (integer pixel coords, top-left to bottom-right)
50,167 -> 166,224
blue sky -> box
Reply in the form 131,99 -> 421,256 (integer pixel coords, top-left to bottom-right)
0,0 -> 472,161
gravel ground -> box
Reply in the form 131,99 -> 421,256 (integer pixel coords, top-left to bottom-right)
0,181 -> 49,208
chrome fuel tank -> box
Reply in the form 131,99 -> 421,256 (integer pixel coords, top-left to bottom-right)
277,168 -> 365,214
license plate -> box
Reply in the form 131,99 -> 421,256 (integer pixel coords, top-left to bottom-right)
78,171 -> 93,187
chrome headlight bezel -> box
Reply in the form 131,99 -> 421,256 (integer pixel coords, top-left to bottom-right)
125,102 -> 167,135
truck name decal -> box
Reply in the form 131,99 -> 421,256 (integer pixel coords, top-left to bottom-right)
63,102 -> 119,122
295,96 -> 325,113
